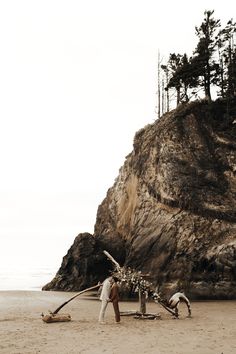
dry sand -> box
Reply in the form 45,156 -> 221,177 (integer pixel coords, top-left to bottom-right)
0,290 -> 236,354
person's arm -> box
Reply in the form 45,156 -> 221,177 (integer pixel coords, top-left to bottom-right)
110,284 -> 119,302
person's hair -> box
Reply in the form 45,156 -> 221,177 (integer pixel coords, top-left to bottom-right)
112,276 -> 119,282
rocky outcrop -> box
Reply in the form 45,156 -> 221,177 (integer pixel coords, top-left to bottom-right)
43,99 -> 236,299
43,232 -> 126,291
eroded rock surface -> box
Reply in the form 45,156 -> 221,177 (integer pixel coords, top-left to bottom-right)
43,99 -> 236,299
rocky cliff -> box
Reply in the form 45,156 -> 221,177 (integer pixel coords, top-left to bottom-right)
43,99 -> 236,299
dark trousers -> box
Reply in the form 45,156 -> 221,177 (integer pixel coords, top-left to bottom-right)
112,300 -> 120,322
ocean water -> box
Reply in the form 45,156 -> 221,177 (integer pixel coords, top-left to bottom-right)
0,266 -> 58,291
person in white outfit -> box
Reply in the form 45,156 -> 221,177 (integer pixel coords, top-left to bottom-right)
98,276 -> 113,323
168,292 -> 191,317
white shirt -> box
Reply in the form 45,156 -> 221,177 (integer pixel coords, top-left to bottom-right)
169,292 -> 190,307
99,277 -> 112,301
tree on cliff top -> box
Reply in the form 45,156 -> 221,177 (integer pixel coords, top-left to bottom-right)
161,10 -> 236,107
194,10 -> 221,101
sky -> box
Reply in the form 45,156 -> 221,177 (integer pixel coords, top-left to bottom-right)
0,1 -> 234,281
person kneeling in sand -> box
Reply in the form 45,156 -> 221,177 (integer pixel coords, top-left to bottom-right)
98,276 -> 113,324
109,276 -> 120,323
168,292 -> 191,317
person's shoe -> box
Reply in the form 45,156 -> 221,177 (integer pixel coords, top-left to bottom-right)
99,321 -> 106,324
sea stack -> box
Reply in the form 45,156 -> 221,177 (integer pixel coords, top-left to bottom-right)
43,98 -> 236,299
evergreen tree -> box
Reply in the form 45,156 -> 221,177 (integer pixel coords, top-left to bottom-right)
164,54 -> 199,106
231,50 -> 236,97
178,54 -> 199,102
194,10 -> 221,101
164,53 -> 183,105
218,20 -> 236,97
161,10 -> 236,111
215,29 -> 227,97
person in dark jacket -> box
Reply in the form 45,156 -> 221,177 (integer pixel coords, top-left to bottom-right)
109,276 -> 120,323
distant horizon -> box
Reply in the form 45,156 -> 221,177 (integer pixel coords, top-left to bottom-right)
0,264 -> 58,291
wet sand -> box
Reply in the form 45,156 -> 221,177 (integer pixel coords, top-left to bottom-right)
0,291 -> 236,354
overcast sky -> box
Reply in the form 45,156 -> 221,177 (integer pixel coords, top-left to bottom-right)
0,1 -> 234,275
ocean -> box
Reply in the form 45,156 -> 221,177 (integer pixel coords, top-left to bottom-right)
0,266 -> 58,291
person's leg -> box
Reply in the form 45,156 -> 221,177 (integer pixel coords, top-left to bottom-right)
174,301 -> 180,317
99,301 -> 108,323
112,301 -> 120,322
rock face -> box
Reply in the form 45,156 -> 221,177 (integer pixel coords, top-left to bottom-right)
43,99 -> 236,299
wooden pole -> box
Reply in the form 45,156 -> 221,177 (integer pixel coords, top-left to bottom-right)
103,250 -> 121,270
139,290 -> 146,314
52,284 -> 101,315
156,300 -> 178,317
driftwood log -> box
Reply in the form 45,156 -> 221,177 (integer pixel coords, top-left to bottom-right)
41,284 -> 100,323
52,284 -> 101,315
42,313 -> 71,323
120,311 -> 161,320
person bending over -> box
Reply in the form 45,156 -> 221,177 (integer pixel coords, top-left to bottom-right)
168,292 -> 191,317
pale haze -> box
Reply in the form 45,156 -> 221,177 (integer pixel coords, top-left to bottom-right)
0,1 -> 233,288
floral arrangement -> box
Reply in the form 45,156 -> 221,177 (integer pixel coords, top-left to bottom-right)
112,266 -> 161,302
104,251 -> 179,317
104,250 -> 161,302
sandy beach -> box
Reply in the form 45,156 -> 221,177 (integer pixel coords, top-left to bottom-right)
0,291 -> 236,354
